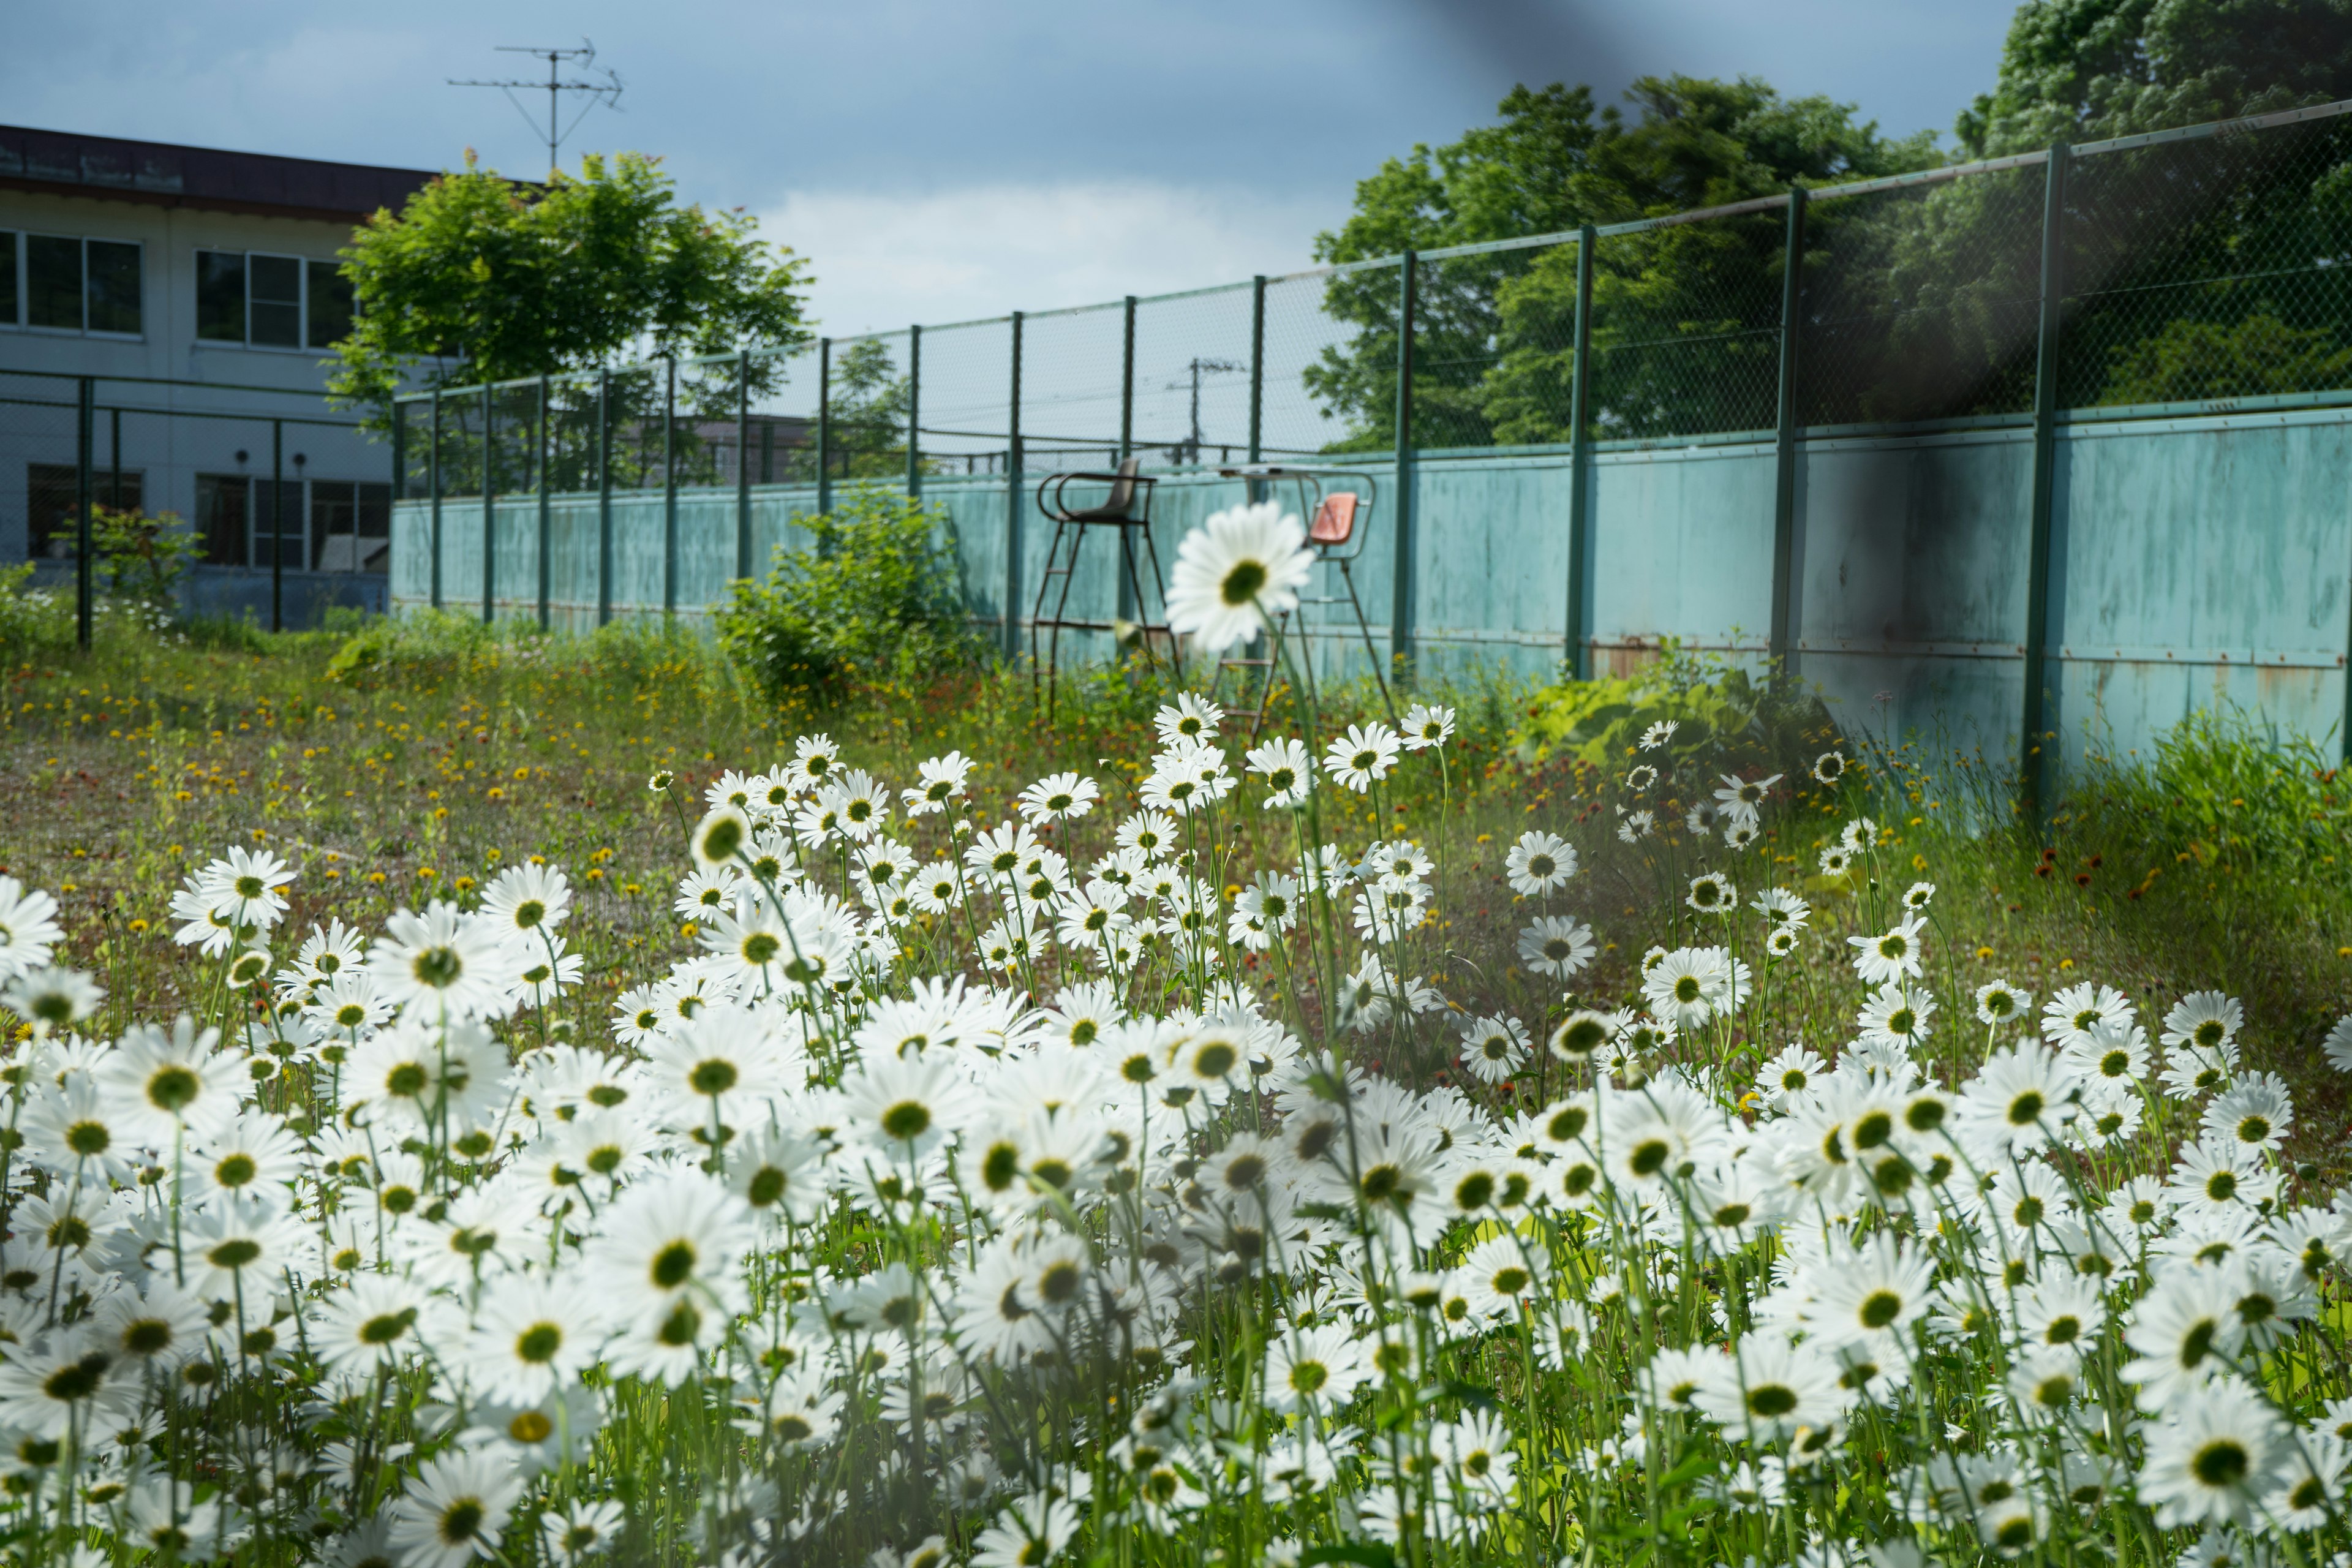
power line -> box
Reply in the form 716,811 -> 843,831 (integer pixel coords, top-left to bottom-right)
448,38 -> 623,178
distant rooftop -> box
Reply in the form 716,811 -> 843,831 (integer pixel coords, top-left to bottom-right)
0,125 -> 439,225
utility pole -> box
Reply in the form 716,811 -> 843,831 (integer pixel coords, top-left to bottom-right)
1169,358 -> 1243,466
449,39 -> 622,176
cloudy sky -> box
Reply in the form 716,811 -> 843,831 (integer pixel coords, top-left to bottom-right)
6,0 -> 2018,337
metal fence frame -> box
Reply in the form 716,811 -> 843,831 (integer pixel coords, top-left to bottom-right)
386,96 -> 2352,792
4,368 -> 373,644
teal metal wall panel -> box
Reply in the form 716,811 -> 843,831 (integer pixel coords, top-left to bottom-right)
2049,409 -> 2352,767
1411,455 -> 1574,682
1586,440 -> 1778,672
1792,428 -> 2035,761
391,409 -> 2352,772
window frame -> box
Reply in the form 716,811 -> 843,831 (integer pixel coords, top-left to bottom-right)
0,231 -> 20,331
12,232 -> 144,340
191,246 -> 355,353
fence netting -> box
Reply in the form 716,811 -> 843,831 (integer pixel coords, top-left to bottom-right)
1411,244 -> 1552,448
1131,284 -> 1255,467
2062,116 -> 2352,410
917,319 -> 1012,477
1585,211 -> 1787,440
370,102 -> 2352,509
1799,164 -> 2047,427
1016,305 -> 1126,472
1258,268 -> 1362,458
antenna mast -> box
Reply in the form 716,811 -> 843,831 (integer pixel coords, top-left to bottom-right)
448,39 -> 623,176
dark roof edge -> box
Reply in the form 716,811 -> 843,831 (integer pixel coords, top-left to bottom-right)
0,124 -> 439,226
0,175 -> 398,228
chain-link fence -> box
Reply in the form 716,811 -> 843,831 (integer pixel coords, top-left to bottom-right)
394,99 -> 2352,530
1,368 -> 385,640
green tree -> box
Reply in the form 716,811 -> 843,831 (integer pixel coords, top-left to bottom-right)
1947,0 -> 2352,412
803,339 -> 913,481
1307,78 -> 1937,447
329,151 -> 812,437
1955,0 -> 2352,155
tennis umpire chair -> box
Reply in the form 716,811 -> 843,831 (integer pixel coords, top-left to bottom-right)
1029,458 -> 1184,717
1213,465 -> 1400,739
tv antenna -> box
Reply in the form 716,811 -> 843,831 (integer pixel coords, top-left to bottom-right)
448,39 -> 624,176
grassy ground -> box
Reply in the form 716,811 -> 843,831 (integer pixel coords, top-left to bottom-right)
9,605 -> 2352,1566
7,609 -> 2348,1163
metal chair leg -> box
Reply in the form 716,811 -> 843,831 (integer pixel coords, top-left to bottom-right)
1338,558 -> 1401,727
1030,519 -> 1069,707
1138,525 -> 1183,681
1115,522 -> 1159,671
1046,527 -> 1089,720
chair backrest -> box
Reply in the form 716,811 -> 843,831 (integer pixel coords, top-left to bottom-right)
1104,456 -> 1141,516
1310,491 -> 1359,545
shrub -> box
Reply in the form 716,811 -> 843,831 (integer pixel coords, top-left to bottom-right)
0,564 -> 69,662
325,607 -> 520,684
2074,707 -> 2352,878
1511,641 -> 1835,774
88,505 -> 201,608
715,485 -> 978,704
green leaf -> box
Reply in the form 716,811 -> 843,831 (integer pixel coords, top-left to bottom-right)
1302,1545 -> 1396,1568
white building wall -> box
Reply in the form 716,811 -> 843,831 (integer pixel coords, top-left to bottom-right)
0,187 -> 386,565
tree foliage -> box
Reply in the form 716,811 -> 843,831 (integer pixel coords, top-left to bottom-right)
1955,0 -> 2352,155
1306,78 -> 1937,448
329,152 -> 812,429
715,487 -> 977,706
1308,9 -> 2352,448
810,340 -> 914,482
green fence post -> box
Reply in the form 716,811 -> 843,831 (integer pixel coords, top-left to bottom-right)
1118,297 -> 1137,624
1565,228 -> 1595,679
429,388 -> 444,611
537,374 -> 552,630
736,349 -> 752,581
906,326 -> 922,501
75,377 -> 92,649
273,416 -> 287,634
662,356 -> 678,616
390,398 -> 407,608
480,384 -> 496,625
597,369 -> 613,627
1769,189 -> 1807,684
1120,297 -> 1136,462
2021,144 -> 2069,821
1006,311 -> 1024,658
816,337 -> 833,518
1248,275 -> 1265,466
1390,252 -> 1416,681
110,408 -> 122,509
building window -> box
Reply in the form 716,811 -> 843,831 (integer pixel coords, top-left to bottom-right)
311,480 -> 391,573
12,235 -> 142,336
196,475 -> 251,566
195,252 -> 244,342
23,464 -> 145,560
26,236 -> 81,330
254,478 -> 303,568
86,242 -> 141,334
308,261 -> 355,347
251,255 -> 301,347
194,250 -> 355,350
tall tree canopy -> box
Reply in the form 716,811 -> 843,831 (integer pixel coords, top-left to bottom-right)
329,151 -> 811,425
1956,0 -> 2352,154
1306,78 -> 1938,447
1305,6 -> 2352,450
